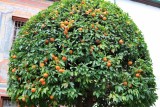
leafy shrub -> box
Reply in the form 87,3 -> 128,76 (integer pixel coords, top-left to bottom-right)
7,0 -> 157,107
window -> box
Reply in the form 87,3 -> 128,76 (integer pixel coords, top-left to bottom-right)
12,16 -> 28,43
13,21 -> 25,42
132,0 -> 160,8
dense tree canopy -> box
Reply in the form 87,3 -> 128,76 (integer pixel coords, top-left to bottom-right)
8,0 -> 157,107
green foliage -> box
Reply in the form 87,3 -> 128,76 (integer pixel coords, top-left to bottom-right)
7,0 -> 157,106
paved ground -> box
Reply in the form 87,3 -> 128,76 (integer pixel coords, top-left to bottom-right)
109,0 -> 160,106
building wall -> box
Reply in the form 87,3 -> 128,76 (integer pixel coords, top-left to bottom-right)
0,0 -> 52,95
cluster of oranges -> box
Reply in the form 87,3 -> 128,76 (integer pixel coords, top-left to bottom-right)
60,20 -> 74,36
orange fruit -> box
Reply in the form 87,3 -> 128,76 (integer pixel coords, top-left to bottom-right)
50,38 -> 55,42
64,30 -> 68,35
128,61 -> 133,66
70,12 -> 73,15
50,95 -> 54,100
64,21 -> 69,25
12,68 -> 16,73
79,28 -> 83,31
45,40 -> 49,45
54,57 -> 58,61
69,50 -> 73,54
136,73 -> 140,78
12,55 -> 17,59
55,66 -> 60,71
43,73 -> 49,78
85,11 -> 89,15
88,9 -> 92,12
31,88 -> 36,93
59,69 -> 65,73
22,97 -> 26,102
103,11 -> 108,15
95,27 -> 98,30
39,78 -> 45,83
32,65 -> 36,69
137,69 -> 143,73
92,13 -> 96,17
103,57 -> 107,62
107,62 -> 111,67
81,1 -> 85,4
103,17 -> 107,21
119,39 -> 124,45
123,81 -> 128,86
60,23 -> 65,28
62,56 -> 67,61
41,81 -> 46,85
40,62 -> 45,67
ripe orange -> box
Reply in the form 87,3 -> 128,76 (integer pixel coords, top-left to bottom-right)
103,11 -> 108,15
64,21 -> 69,25
50,38 -> 55,42
40,62 -> 45,67
103,17 -> 107,21
88,9 -> 92,12
69,50 -> 73,54
70,12 -> 73,15
59,69 -> 65,73
123,81 -> 128,86
136,73 -> 140,78
128,61 -> 133,66
137,69 -> 143,73
79,28 -> 83,31
103,57 -> 107,62
55,66 -> 60,70
12,68 -> 16,73
54,57 -> 58,61
92,13 -> 96,17
41,81 -> 46,85
31,88 -> 36,93
95,27 -> 98,30
85,11 -> 89,15
62,56 -> 67,61
43,73 -> 49,78
22,97 -> 26,102
39,78 -> 45,83
107,62 -> 111,67
119,39 -> 124,45
12,55 -> 17,59
81,1 -> 85,4
50,95 -> 54,100
45,40 -> 49,45
60,23 -> 65,28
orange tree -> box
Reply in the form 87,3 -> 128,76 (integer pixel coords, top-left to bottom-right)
7,0 -> 158,107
